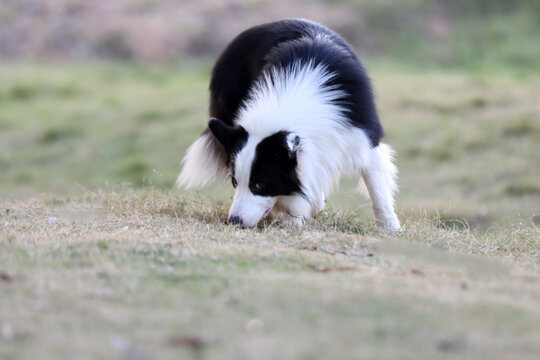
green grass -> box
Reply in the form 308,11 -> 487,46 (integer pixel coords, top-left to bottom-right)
0,189 -> 538,360
1,63 -> 539,227
0,62 -> 210,192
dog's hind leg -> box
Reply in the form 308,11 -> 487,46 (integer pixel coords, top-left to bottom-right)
361,143 -> 401,230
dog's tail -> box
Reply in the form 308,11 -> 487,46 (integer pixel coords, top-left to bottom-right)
176,131 -> 228,189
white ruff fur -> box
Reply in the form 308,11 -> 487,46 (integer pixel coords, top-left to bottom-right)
178,61 -> 400,229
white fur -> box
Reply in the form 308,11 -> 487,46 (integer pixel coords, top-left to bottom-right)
178,61 -> 400,229
229,187 -> 276,228
176,132 -> 228,189
228,136 -> 277,227
361,143 -> 400,230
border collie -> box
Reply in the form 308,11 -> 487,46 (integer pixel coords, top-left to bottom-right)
177,19 -> 401,230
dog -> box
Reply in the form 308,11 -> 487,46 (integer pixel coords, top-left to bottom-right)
177,19 -> 401,230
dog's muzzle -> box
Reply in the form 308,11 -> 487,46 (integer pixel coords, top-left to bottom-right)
228,215 -> 243,227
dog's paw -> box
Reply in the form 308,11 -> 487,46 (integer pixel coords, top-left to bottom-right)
280,215 -> 305,228
378,216 -> 401,231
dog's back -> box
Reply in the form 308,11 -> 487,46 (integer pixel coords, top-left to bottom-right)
209,19 -> 383,147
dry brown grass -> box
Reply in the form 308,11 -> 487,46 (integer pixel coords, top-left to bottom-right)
1,188 -> 538,360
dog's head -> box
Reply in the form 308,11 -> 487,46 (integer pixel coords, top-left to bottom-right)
208,118 -> 302,227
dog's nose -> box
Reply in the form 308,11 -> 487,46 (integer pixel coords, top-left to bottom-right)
228,216 -> 242,226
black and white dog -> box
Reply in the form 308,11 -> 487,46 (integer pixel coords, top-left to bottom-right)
177,19 -> 400,230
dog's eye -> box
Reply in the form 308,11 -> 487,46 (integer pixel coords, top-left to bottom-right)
253,182 -> 264,191
231,177 -> 238,188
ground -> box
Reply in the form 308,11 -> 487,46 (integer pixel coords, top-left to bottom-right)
0,189 -> 538,360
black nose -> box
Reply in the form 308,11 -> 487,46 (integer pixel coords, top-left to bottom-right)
228,216 -> 242,226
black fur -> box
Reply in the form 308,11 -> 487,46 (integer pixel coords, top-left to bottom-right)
249,131 -> 302,197
208,18 -> 384,147
207,118 -> 248,165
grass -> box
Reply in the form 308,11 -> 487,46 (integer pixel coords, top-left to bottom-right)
1,188 -> 538,360
3,62 -> 537,226
0,62 -> 538,358
0,62 -> 209,193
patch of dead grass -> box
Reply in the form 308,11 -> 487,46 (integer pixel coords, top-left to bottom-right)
1,188 -> 538,360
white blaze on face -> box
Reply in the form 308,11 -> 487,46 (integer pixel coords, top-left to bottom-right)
228,137 -> 277,227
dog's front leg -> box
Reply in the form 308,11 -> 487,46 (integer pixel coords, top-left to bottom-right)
271,194 -> 312,227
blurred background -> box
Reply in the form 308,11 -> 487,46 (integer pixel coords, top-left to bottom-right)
2,0 -> 540,67
1,0 -> 539,227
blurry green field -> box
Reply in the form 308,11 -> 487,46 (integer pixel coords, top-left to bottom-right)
1,63 -> 538,227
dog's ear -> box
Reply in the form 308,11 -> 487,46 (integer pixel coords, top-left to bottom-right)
208,118 -> 247,154
285,133 -> 300,159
